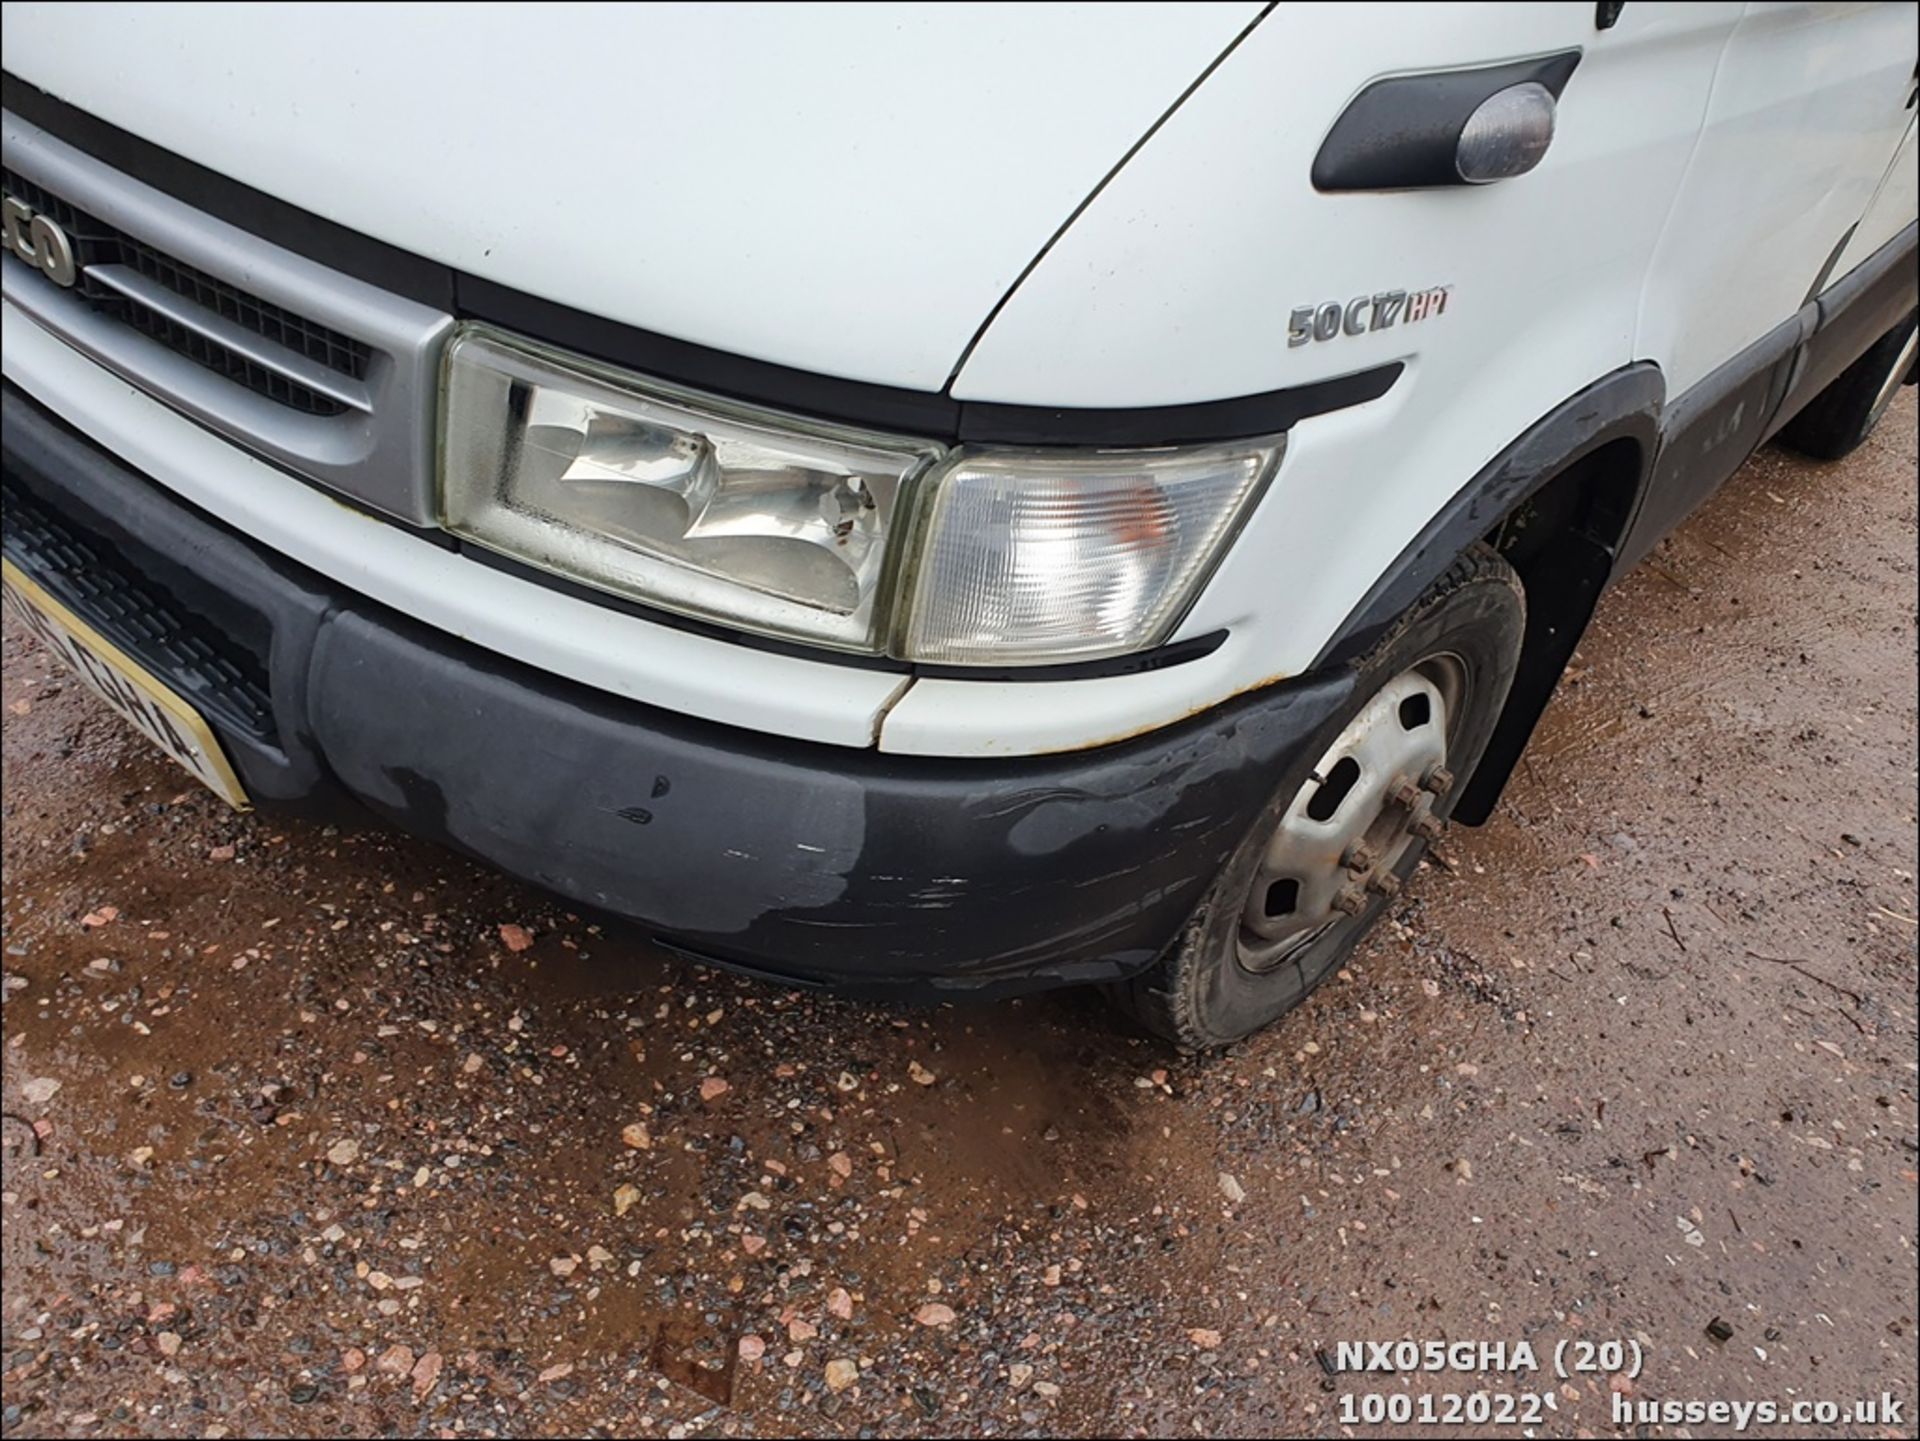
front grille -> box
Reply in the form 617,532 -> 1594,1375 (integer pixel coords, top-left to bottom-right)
1,473 -> 274,739
3,166 -> 372,416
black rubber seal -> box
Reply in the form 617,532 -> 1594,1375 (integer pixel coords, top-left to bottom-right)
957,364 -> 1403,447
1312,51 -> 1582,192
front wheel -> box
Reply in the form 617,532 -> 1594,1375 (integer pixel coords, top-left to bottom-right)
1112,544 -> 1525,1050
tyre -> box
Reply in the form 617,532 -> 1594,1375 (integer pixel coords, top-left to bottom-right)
1775,311 -> 1918,462
1112,543 -> 1525,1050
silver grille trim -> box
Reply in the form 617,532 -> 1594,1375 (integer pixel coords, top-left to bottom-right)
82,262 -> 376,414
0,109 -> 450,523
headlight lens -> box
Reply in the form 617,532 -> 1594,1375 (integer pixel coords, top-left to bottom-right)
442,328 -> 943,652
899,442 -> 1279,665
440,326 -> 1280,666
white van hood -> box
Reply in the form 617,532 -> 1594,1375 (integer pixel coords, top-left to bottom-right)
2,1 -> 1261,394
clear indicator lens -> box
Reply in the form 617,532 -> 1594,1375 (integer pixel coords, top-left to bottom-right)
1455,82 -> 1557,183
901,441 -> 1280,665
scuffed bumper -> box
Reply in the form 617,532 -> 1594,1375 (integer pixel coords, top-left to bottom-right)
2,383 -> 1353,996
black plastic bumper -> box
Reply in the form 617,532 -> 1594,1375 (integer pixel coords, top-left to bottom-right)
1,383 -> 1354,996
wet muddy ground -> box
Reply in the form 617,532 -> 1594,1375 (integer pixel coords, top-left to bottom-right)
3,393 -> 1915,1439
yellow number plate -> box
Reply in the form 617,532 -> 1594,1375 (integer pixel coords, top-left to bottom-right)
2,557 -> 251,810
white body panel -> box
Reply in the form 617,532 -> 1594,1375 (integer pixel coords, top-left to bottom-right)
1832,115 -> 1919,279
1634,1 -> 1915,393
1,1 -> 1261,391
901,3 -> 1737,752
3,3 -> 1915,759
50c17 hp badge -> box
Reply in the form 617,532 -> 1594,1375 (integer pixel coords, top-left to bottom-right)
1289,286 -> 1451,347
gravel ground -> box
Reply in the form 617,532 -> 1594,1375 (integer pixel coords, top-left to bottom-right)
2,392 -> 1915,1439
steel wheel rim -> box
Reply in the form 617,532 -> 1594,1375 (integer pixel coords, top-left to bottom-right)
1235,653 -> 1468,974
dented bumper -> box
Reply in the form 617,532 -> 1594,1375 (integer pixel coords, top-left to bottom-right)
2,383 -> 1353,996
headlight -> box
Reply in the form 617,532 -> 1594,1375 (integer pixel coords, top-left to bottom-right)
442,328 -> 943,653
440,326 -> 1280,665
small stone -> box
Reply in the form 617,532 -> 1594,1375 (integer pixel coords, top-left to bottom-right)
462,1053 -> 484,1075
788,1318 -> 817,1344
549,1256 -> 579,1277
620,1122 -> 651,1151
341,1348 -> 366,1374
1705,1317 -> 1735,1343
914,1302 -> 956,1327
827,1287 -> 854,1320
828,1151 -> 853,1178
738,1334 -> 766,1362
1218,1172 -> 1246,1205
908,1061 -> 937,1087
1009,1362 -> 1034,1390
498,924 -> 534,952
80,906 -> 119,929
824,1358 -> 859,1392
326,1138 -> 359,1167
699,1077 -> 731,1102
208,845 -> 236,862
20,1077 -> 60,1106
156,1331 -> 182,1357
410,1351 -> 442,1399
375,1344 -> 415,1376
537,1362 -> 574,1383
613,1183 -> 642,1217
1031,1380 -> 1061,1399
127,1146 -> 154,1167
1188,1328 -> 1223,1349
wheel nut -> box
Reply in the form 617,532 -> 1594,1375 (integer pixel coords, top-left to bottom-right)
1365,870 -> 1401,898
1410,814 -> 1446,841
1389,778 -> 1424,808
1422,764 -> 1455,796
1342,841 -> 1378,874
1332,884 -> 1367,916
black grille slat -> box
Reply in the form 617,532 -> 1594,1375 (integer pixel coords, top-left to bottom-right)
1,476 -> 274,740
3,166 -> 372,416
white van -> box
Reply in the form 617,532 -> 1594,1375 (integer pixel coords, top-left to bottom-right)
2,4 -> 1914,1047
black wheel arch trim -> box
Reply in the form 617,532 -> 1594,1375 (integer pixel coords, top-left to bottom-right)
1,71 -> 1401,448
1318,224 -> 1916,828
1316,364 -> 1663,671
1315,364 -> 1663,824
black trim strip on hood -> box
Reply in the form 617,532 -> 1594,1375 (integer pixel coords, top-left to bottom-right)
1,70 -> 1400,445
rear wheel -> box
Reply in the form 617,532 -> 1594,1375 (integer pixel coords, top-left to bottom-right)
1112,544 -> 1524,1050
1775,311 -> 1917,462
